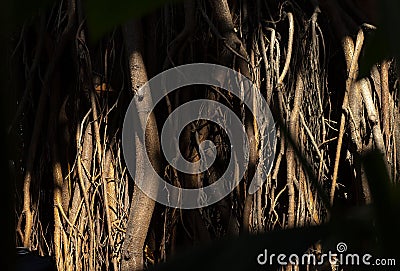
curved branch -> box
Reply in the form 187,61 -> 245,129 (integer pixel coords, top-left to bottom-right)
277,12 -> 294,86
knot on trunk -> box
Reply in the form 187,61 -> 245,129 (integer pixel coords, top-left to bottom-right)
123,249 -> 132,260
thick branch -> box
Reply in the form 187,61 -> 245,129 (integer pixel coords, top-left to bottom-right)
287,73 -> 305,228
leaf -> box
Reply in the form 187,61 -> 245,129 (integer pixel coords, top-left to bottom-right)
359,0 -> 400,77
361,150 -> 400,261
85,0 -> 180,41
4,0 -> 53,30
151,225 -> 329,271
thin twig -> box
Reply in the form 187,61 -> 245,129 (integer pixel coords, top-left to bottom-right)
299,111 -> 328,172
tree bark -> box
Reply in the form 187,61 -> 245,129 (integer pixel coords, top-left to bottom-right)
121,19 -> 162,271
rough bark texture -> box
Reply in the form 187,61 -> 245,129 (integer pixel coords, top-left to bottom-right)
121,19 -> 162,271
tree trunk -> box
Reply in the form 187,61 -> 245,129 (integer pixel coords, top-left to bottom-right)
121,19 -> 162,271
